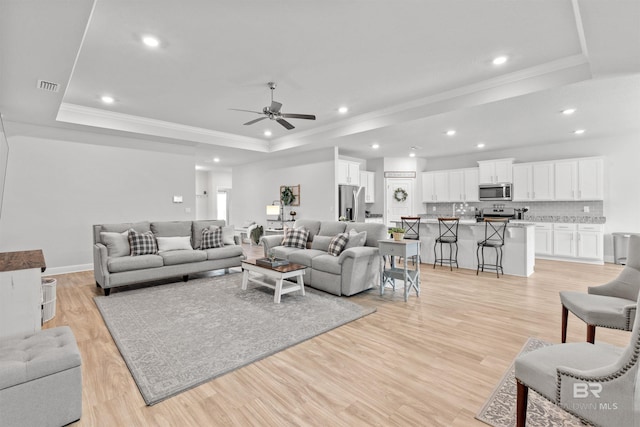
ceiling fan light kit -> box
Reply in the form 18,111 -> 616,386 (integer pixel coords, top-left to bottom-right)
230,82 -> 316,130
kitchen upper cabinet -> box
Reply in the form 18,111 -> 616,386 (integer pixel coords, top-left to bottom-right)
360,171 -> 375,203
338,160 -> 360,185
449,168 -> 479,202
477,158 -> 514,184
512,162 -> 554,201
422,171 -> 449,202
554,158 -> 603,201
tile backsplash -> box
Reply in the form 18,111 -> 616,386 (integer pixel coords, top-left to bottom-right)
422,201 -> 605,223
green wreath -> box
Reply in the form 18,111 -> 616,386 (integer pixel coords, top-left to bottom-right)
393,187 -> 408,202
281,186 -> 296,206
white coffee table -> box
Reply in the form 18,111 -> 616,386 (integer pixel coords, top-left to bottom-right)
241,259 -> 306,303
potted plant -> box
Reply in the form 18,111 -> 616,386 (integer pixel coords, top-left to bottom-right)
389,227 -> 406,241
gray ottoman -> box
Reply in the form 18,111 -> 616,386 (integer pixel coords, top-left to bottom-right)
0,326 -> 82,427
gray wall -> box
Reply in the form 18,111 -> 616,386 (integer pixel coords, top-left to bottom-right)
0,129 -> 196,273
231,147 -> 336,227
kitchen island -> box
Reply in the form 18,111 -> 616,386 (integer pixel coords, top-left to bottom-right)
394,219 -> 535,277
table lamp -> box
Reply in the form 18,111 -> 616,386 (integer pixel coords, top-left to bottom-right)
266,202 -> 284,229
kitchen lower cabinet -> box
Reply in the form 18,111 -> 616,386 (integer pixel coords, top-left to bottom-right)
535,223 -> 603,264
553,224 -> 577,257
577,224 -> 604,259
534,223 -> 553,256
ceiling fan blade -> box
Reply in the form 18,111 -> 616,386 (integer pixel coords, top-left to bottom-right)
270,101 -> 282,113
229,108 -> 263,114
243,117 -> 267,126
281,113 -> 316,120
277,118 -> 295,130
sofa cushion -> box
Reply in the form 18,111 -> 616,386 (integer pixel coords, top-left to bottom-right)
160,250 -> 207,266
288,249 -> 326,267
151,221 -> 192,237
292,220 -> 321,242
192,220 -> 226,249
100,231 -> 130,257
282,227 -> 309,249
345,223 -> 388,247
271,246 -> 301,259
210,225 -> 236,245
312,254 -> 342,275
157,236 -> 193,252
345,230 -> 367,250
310,235 -> 332,252
328,233 -> 349,256
108,254 -> 163,273
202,228 -> 224,249
204,245 -> 244,260
97,221 -> 150,244
128,229 -> 158,255
318,221 -> 347,237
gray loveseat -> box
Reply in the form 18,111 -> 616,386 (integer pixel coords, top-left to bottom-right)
261,219 -> 387,296
93,220 -> 245,295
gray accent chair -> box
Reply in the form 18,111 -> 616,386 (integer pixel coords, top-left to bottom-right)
260,219 -> 388,296
559,234 -> 640,343
515,295 -> 640,427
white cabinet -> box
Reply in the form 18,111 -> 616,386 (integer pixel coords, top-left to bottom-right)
449,168 -> 479,202
421,171 -> 449,202
360,171 -> 375,203
512,162 -> 554,201
534,223 -> 553,256
577,224 -> 604,259
553,223 -> 577,258
338,160 -> 360,185
365,217 -> 384,224
554,158 -> 603,201
478,158 -> 514,184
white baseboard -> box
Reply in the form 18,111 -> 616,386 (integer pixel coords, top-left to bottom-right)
43,263 -> 93,276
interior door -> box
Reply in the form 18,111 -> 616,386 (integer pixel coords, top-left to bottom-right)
386,178 -> 414,226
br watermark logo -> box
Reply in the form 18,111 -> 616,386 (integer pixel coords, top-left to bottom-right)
569,383 -> 619,411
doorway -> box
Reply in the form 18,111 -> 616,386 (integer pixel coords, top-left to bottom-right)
385,178 -> 415,226
217,189 -> 229,222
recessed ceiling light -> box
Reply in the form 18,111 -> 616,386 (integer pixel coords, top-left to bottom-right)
446,130 -> 456,136
101,95 -> 114,104
142,36 -> 160,48
213,157 -> 220,163
371,143 -> 379,149
264,130 -> 272,137
562,108 -> 576,115
338,106 -> 349,114
492,55 -> 508,65
477,143 -> 485,148
409,152 -> 416,158
573,129 -> 585,135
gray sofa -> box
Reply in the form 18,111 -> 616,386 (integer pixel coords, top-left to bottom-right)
261,219 -> 387,296
93,220 -> 245,295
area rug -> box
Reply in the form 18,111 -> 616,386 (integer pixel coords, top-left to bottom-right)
94,273 -> 375,405
476,337 -> 583,427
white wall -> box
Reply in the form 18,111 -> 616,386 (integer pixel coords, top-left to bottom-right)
423,134 -> 640,259
0,131 -> 196,273
231,147 -> 336,227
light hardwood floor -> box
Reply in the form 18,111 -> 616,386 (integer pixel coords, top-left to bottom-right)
46,245 -> 629,426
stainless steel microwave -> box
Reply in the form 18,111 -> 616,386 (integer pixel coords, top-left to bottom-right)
479,183 -> 512,201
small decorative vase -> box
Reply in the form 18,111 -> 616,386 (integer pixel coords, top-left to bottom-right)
393,232 -> 404,241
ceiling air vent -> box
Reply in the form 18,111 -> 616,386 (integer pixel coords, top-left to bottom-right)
36,79 -> 60,93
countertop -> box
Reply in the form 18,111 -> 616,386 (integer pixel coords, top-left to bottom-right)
0,250 -> 46,273
419,215 -> 606,224
395,219 -> 534,228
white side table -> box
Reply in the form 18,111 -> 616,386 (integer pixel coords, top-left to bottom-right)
378,239 -> 420,302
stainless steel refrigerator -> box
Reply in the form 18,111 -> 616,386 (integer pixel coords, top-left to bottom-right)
338,185 -> 365,222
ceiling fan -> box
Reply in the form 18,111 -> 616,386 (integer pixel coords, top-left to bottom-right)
230,82 -> 316,130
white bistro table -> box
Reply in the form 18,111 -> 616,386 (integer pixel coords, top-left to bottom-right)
378,239 -> 421,302
241,259 -> 306,303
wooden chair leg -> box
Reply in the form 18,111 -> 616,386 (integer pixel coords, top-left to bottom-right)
561,305 -> 568,343
517,381 -> 528,427
587,324 -> 596,344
